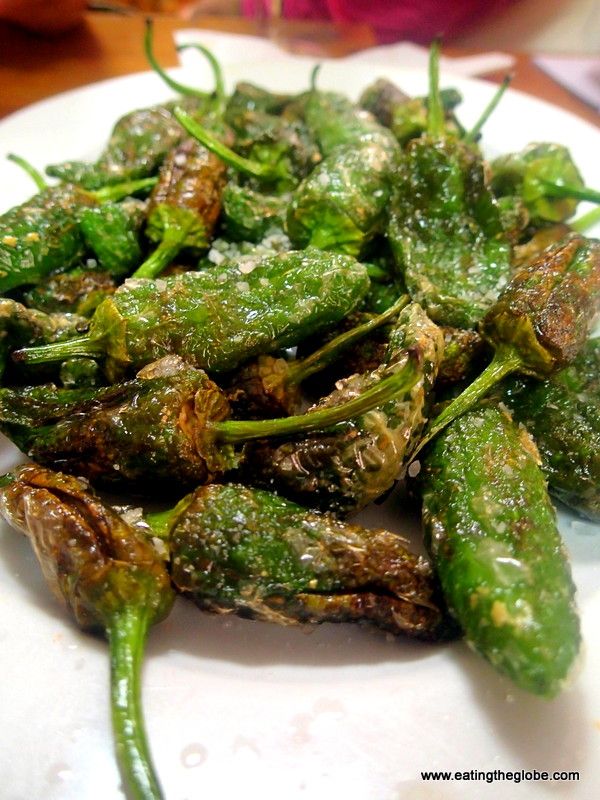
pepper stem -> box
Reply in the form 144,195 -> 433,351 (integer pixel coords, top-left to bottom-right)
212,349 -> 420,443
131,225 -> 191,280
12,333 -> 104,365
463,75 -> 512,143
90,177 -> 157,204
108,604 -> 164,800
571,205 -> 600,232
427,40 -> 444,138
287,294 -> 409,386
176,43 -> 226,111
144,18 -> 208,101
7,153 -> 47,190
541,180 -> 600,205
409,344 -> 523,463
174,108 -> 282,180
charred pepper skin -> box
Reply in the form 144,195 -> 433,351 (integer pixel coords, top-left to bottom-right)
242,303 -> 443,515
388,135 -> 512,329
501,337 -> 600,520
415,233 -> 600,457
158,483 -> 455,642
0,465 -> 173,800
420,403 -> 581,697
45,96 -> 204,190
480,233 -> 600,375
0,356 -> 235,491
15,249 -> 370,379
134,137 -> 228,280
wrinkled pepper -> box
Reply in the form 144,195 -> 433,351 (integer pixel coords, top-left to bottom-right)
147,483 -> 455,641
0,352 -> 420,492
500,336 -> 600,520
0,465 -> 174,799
243,302 -> 443,514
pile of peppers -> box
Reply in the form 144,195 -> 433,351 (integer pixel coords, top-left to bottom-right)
1,28 -> 599,799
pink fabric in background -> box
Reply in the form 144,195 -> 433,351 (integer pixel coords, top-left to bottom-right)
241,0 -> 515,44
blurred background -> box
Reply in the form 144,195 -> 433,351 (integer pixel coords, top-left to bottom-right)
99,0 -> 599,53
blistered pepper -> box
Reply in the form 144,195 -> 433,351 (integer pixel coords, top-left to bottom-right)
387,45 -> 511,329
0,352 -> 420,492
500,337 -> 600,520
0,465 -> 174,799
147,483 -> 455,642
0,178 -> 156,294
14,249 -> 370,379
412,232 -> 600,459
242,302 -> 443,514
132,137 -> 227,279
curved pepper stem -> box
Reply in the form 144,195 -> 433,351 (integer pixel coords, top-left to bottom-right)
109,605 -> 164,800
463,75 -> 512,143
409,344 -> 523,462
144,18 -> 210,101
212,349 -> 420,443
13,332 -> 105,364
90,177 -> 158,204
131,222 -> 192,280
286,294 -> 409,386
176,42 -> 226,112
571,205 -> 600,232
174,108 -> 284,181
7,153 -> 47,190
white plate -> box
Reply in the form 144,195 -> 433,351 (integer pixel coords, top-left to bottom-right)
1,61 -> 599,800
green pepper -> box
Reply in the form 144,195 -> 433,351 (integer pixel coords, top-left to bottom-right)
500,337 -> 600,520
15,249 -> 370,379
242,302 -> 443,514
45,96 -> 204,190
0,356 -> 235,490
147,483 -> 455,642
1,350 -> 420,492
221,183 -> 288,243
359,79 -> 464,145
79,198 -> 146,277
286,138 -> 397,256
302,71 -> 398,156
174,105 -> 399,257
0,297 -> 88,380
420,402 -> 580,697
131,138 -> 227,280
412,232 -> 600,461
0,178 -> 156,294
23,268 -> 117,316
224,82 -> 295,131
387,47 -> 511,329
0,465 -> 174,799
230,109 -> 321,192
491,143 -> 586,223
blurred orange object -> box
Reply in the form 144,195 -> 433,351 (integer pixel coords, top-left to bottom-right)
119,1 -> 181,11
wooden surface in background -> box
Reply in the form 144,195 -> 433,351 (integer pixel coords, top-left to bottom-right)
0,11 -> 597,126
